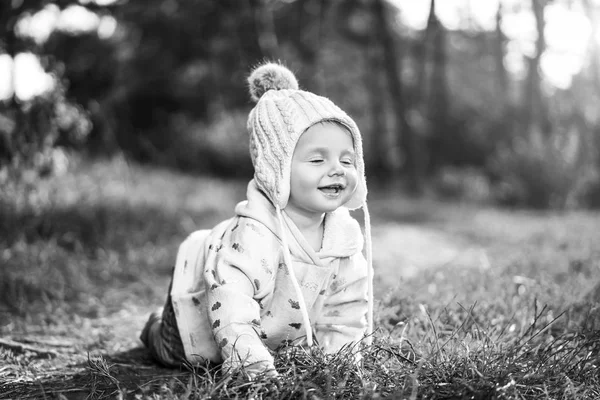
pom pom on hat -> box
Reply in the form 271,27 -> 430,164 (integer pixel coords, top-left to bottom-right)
248,62 -> 299,103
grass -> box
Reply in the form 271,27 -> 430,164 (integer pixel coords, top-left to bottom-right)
0,155 -> 599,399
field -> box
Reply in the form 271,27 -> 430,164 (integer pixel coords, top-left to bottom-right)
1,157 -> 599,399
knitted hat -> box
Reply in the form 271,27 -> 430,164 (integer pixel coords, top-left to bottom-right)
246,62 -> 367,210
245,62 -> 375,348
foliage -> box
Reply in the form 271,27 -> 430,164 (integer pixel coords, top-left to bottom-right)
170,111 -> 253,177
0,86 -> 91,181
2,1 -> 600,209
432,166 -> 492,202
488,127 -> 600,209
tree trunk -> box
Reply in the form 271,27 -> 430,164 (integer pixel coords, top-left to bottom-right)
525,0 -> 550,134
372,0 -> 421,193
426,0 -> 449,171
364,26 -> 390,177
494,1 -> 509,113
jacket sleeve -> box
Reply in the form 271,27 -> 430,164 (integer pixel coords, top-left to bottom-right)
314,252 -> 369,354
204,217 -> 279,377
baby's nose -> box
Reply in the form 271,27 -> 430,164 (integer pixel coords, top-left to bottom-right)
329,161 -> 346,176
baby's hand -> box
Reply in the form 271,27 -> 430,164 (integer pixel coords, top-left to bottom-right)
241,360 -> 279,380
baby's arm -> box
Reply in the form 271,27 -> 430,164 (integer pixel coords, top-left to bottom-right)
314,253 -> 369,353
204,219 -> 278,377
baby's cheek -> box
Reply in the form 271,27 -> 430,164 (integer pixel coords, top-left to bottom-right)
348,170 -> 359,191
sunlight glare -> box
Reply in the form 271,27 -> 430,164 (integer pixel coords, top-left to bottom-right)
98,16 -> 118,39
501,8 -> 537,58
435,0 -> 462,30
467,0 -> 498,31
15,4 -> 60,44
543,3 -> 591,89
17,4 -> 107,43
541,53 -> 580,90
504,42 -> 527,79
393,0 -> 429,30
3,4 -> 116,102
545,4 -> 590,57
58,5 -> 101,33
391,0 -> 592,90
14,53 -> 55,101
393,0 -> 515,32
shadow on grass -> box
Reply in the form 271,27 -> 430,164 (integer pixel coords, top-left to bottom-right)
0,347 -> 199,400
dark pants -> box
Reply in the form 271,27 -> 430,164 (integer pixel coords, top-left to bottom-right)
140,279 -> 186,367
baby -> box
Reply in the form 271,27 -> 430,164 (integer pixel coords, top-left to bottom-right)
140,62 -> 373,378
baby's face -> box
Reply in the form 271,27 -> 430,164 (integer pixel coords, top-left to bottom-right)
287,122 -> 358,217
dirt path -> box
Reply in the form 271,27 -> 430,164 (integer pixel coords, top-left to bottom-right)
373,223 -> 490,284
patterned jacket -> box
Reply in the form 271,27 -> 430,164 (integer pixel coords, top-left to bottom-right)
170,180 -> 369,375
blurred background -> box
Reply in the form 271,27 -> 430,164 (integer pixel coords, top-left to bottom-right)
2,0 -> 600,209
2,3 -> 600,380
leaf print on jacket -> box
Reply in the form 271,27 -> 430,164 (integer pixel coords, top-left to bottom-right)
232,242 -> 244,253
288,299 -> 300,309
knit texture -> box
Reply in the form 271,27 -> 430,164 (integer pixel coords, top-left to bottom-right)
247,64 -> 367,210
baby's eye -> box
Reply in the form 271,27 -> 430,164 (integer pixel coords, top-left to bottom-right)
341,158 -> 354,166
309,159 -> 324,164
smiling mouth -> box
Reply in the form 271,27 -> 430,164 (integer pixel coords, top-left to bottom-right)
318,184 -> 345,196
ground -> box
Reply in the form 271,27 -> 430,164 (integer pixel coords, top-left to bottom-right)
1,157 -> 599,399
